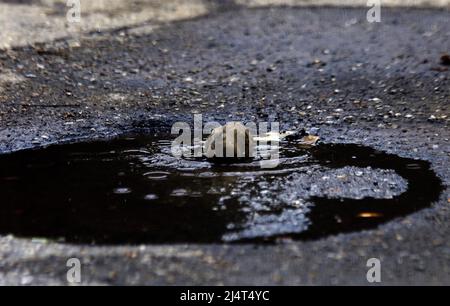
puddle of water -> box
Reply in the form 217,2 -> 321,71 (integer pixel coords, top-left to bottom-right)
0,133 -> 443,245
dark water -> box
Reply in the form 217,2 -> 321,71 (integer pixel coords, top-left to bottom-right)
0,134 -> 443,245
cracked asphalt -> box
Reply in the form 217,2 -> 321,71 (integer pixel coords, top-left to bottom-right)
0,0 -> 449,285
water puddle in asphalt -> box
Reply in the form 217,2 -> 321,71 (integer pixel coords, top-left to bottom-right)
0,133 -> 443,244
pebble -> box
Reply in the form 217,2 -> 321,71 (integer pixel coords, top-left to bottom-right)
355,171 -> 364,177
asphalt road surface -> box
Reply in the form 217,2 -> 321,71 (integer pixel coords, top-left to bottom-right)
0,0 -> 449,285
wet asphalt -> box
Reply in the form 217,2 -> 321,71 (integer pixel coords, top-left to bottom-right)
0,1 -> 449,285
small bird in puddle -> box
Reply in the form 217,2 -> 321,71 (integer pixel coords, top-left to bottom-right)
205,122 -> 254,159
204,123 -> 320,160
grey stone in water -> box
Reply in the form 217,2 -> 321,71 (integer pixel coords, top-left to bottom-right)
205,122 -> 254,159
